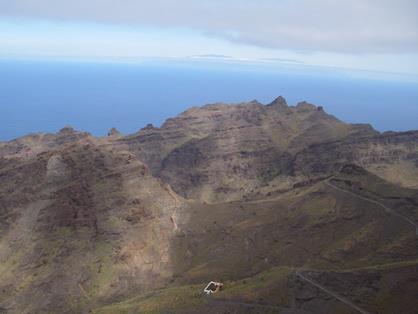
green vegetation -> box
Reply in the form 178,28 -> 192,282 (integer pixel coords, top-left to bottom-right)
92,284 -> 206,314
93,266 -> 294,313
215,266 -> 293,306
85,240 -> 116,297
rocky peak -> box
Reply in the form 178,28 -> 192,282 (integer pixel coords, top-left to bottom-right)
107,127 -> 121,137
248,99 -> 262,106
2,96 -> 418,313
58,125 -> 76,134
295,101 -> 317,110
268,96 -> 288,109
141,123 -> 157,131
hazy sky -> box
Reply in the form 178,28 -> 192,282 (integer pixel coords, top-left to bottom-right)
1,0 -> 418,74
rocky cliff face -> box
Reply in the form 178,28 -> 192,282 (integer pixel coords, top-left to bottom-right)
294,130 -> 418,189
1,97 -> 417,314
115,97 -> 377,202
0,126 -> 93,159
0,136 -> 187,313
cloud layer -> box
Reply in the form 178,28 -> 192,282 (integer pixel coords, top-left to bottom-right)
1,0 -> 418,54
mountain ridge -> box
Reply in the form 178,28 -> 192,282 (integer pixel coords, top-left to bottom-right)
1,97 -> 417,313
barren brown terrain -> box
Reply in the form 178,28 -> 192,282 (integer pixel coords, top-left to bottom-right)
0,97 -> 417,313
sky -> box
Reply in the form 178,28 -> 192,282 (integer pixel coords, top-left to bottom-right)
1,0 -> 418,75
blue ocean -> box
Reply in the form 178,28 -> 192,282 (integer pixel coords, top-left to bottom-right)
1,59 -> 417,141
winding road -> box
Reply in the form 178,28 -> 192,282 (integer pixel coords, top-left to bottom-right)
324,180 -> 418,236
292,178 -> 418,314
295,271 -> 371,314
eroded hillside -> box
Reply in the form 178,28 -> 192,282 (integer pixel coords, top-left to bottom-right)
0,133 -> 189,313
0,97 -> 417,314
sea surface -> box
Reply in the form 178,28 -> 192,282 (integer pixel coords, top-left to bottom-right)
1,58 -> 417,141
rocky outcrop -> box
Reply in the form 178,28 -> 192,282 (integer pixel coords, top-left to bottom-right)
107,127 -> 122,137
1,96 -> 417,313
294,130 -> 418,188
0,139 -> 187,313
117,97 -> 377,202
0,127 -> 92,159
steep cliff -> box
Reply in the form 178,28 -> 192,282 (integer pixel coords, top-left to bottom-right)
116,97 -> 377,202
1,97 -> 417,314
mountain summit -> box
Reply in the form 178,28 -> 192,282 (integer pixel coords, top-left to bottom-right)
0,97 -> 417,314
116,97 -> 378,202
